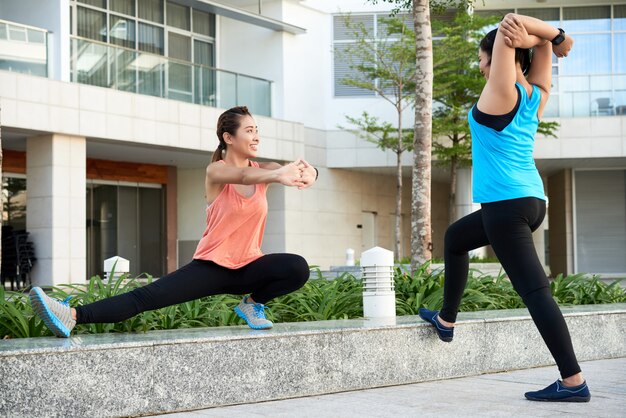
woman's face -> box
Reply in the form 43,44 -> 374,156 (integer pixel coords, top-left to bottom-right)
478,49 -> 491,80
226,115 -> 259,158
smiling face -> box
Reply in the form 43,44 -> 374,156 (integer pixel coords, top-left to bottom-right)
478,48 -> 491,80
224,115 -> 259,158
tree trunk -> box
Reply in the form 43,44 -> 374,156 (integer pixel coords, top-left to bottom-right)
410,0 -> 433,273
448,152 -> 458,225
395,106 -> 403,261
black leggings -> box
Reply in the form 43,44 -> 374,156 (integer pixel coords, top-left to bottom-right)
440,197 -> 581,379
76,253 -> 309,324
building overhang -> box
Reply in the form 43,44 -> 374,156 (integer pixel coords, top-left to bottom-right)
175,0 -> 306,34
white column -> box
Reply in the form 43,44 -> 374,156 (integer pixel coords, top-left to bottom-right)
455,167 -> 487,258
27,134 -> 86,286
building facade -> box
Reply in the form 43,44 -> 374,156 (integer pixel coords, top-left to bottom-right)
0,0 -> 624,285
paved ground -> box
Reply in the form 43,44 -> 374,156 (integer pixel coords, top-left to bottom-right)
149,357 -> 625,418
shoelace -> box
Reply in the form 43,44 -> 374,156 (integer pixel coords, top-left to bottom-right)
61,296 -> 73,306
253,303 -> 268,319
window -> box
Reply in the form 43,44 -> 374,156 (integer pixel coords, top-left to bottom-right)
77,6 -> 106,42
110,15 -> 135,48
193,9 -> 215,37
332,14 -> 375,97
78,0 -> 105,7
110,0 -> 135,16
138,22 -> 163,54
517,8 -> 559,26
563,6 -> 610,32
2,176 -> 27,232
138,0 -> 164,24
167,1 -> 190,31
615,5 -> 626,31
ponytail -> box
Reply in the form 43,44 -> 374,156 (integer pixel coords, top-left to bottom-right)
211,106 -> 252,163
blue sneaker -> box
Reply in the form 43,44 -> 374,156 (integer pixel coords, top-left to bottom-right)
29,287 -> 76,338
418,308 -> 454,342
234,296 -> 273,330
525,380 -> 591,402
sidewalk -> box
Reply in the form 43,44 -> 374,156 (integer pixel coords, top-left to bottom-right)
149,357 -> 625,418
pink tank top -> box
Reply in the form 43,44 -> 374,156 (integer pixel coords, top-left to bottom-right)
193,160 -> 268,269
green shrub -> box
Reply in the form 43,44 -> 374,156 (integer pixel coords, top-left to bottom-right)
1,267 -> 624,339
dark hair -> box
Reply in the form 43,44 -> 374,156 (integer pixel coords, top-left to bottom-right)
212,106 -> 252,162
479,28 -> 531,75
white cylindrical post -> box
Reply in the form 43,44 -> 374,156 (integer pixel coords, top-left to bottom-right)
361,246 -> 395,318
346,248 -> 355,266
103,256 -> 130,282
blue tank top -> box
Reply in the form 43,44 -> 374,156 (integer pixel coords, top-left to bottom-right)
469,82 -> 546,203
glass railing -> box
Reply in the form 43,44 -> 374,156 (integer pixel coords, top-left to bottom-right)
543,74 -> 626,118
70,36 -> 272,117
0,19 -> 48,76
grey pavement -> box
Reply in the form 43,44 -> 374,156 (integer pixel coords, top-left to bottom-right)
149,357 -> 625,418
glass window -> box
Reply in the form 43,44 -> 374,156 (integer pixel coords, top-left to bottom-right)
616,33 -> 626,74
474,9 -> 514,19
138,0 -> 164,24
194,39 -> 213,66
2,177 -> 27,232
167,1 -> 190,30
168,32 -> 191,61
8,25 -> 27,42
563,6 -> 610,32
517,8 -> 559,26
0,23 -> 6,40
615,5 -> 626,31
193,9 -> 215,37
77,0 -> 106,8
27,29 -> 45,44
138,22 -> 164,54
333,14 -> 374,40
333,43 -> 375,97
560,34 -> 610,75
77,7 -> 106,42
110,15 -> 135,48
110,0 -> 135,16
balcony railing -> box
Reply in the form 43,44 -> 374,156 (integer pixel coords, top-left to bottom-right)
543,74 -> 626,118
70,36 -> 272,117
0,19 -> 48,76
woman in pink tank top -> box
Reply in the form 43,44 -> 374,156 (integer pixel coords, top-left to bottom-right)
30,106 -> 317,334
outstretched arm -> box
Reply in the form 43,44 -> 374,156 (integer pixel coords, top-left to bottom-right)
206,159 -> 304,186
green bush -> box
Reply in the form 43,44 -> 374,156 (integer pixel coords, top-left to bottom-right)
1,267 -> 624,339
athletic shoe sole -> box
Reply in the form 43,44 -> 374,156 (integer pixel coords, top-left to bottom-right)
29,287 -> 72,338
234,306 -> 273,330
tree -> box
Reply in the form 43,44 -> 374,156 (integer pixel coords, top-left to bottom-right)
369,0 -> 467,273
338,15 -> 416,259
432,10 -> 559,225
432,11 -> 495,224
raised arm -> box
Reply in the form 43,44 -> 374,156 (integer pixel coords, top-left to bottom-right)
498,13 -> 574,117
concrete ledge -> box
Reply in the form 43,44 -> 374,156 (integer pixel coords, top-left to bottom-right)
1,304 -> 625,417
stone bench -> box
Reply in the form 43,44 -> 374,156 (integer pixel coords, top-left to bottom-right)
1,304 -> 624,417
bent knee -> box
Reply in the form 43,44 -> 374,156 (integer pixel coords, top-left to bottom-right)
288,254 -> 310,288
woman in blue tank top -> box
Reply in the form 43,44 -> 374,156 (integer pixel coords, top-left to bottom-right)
418,14 -> 589,402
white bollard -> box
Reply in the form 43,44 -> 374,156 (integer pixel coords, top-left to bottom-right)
361,246 -> 396,318
346,248 -> 355,266
103,256 -> 130,282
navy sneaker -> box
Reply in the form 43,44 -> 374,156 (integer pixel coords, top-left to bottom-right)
418,307 -> 454,342
525,380 -> 591,402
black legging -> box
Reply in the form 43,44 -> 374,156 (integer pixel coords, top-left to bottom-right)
440,197 -> 581,379
76,253 -> 309,324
